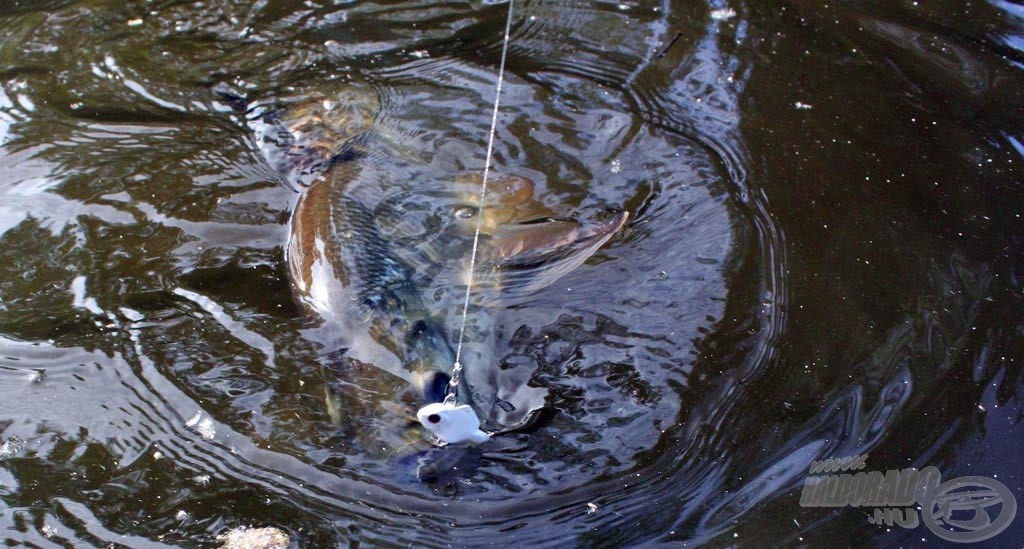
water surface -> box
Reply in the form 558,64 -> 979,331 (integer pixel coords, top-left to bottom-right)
0,0 -> 1022,546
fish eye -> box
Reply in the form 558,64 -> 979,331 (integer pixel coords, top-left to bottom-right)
427,414 -> 441,424
408,319 -> 428,337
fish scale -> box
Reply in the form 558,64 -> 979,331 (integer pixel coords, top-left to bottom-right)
287,158 -> 457,406
214,83 -> 461,408
217,82 -> 625,450
326,182 -> 419,315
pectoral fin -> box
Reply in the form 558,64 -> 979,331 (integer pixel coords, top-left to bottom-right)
487,218 -> 585,258
472,210 -> 629,303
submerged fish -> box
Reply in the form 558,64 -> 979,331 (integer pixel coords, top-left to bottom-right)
288,161 -> 457,404
247,89 -> 462,420
218,84 -> 628,462
218,86 -> 458,455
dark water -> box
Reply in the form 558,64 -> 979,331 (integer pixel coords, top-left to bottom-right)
0,0 -> 1021,546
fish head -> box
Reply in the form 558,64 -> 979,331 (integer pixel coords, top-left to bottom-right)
280,90 -> 380,143
405,319 -> 455,403
258,88 -> 381,187
454,172 -> 535,208
452,173 -> 555,236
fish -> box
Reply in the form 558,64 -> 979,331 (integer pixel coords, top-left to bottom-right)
250,90 -> 465,418
287,161 -> 458,405
216,84 -> 629,462
218,86 -> 460,454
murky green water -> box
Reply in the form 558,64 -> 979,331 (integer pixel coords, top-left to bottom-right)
0,0 -> 1021,546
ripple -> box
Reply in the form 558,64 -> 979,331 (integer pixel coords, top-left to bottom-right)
860,18 -> 990,97
16,0 -> 1024,546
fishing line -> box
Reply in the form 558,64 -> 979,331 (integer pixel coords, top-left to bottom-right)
448,0 -> 515,406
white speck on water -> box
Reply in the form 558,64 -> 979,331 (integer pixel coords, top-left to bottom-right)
176,510 -> 189,521
587,502 -> 598,514
610,158 -> 622,174
795,101 -> 813,110
41,523 -> 58,539
70,276 -> 104,315
0,437 -> 25,457
193,474 -> 211,486
153,450 -> 163,460
410,50 -> 430,59
711,8 -> 737,21
186,411 -> 216,440
16,94 -> 35,112
127,18 -> 143,26
118,307 -> 144,322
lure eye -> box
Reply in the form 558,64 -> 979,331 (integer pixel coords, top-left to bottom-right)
427,414 -> 441,424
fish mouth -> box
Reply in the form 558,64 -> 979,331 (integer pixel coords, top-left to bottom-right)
404,318 -> 458,404
411,370 -> 452,404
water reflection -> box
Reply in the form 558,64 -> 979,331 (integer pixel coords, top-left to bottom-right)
0,0 -> 1021,546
